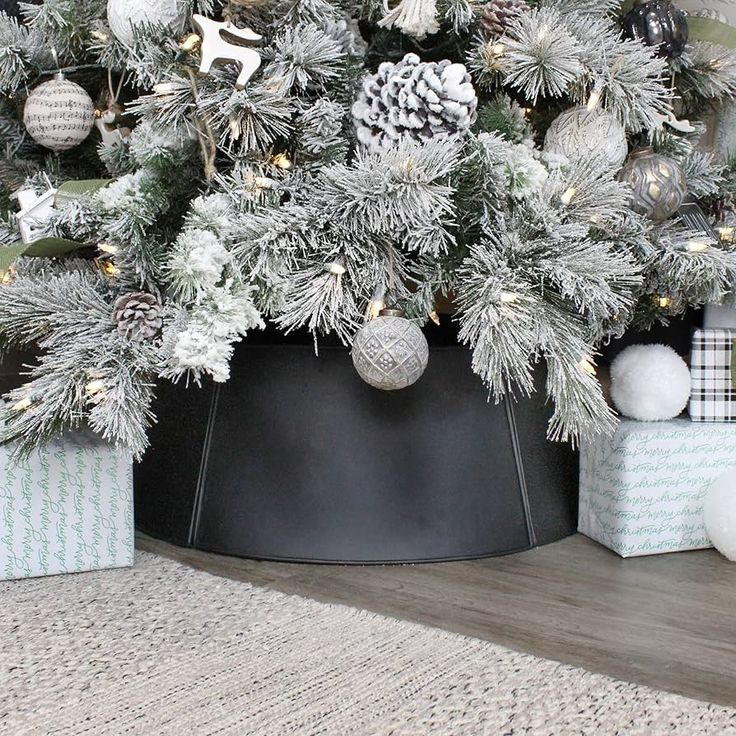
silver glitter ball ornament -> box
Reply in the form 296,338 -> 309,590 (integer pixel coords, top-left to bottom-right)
107,0 -> 188,45
618,146 -> 687,223
352,308 -> 429,390
544,106 -> 628,170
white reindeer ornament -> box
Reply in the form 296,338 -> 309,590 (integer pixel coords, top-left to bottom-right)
192,14 -> 263,90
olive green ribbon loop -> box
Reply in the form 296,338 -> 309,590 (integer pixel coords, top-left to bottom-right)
0,179 -> 112,276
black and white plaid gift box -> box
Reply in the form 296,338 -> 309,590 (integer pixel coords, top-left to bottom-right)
690,328 -> 736,421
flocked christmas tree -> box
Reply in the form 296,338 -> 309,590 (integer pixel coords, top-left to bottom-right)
1,0 -> 736,458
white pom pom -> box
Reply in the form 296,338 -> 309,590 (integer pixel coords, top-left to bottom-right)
703,469 -> 736,561
609,344 -> 691,421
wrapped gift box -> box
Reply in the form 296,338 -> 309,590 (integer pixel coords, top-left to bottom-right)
690,327 -> 736,421
579,419 -> 736,557
0,432 -> 133,580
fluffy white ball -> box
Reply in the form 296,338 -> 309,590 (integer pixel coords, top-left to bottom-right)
609,344 -> 691,421
703,469 -> 736,561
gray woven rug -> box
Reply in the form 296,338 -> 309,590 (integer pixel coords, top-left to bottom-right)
2,553 -> 736,736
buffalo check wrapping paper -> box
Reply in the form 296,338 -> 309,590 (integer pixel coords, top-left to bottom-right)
690,328 -> 736,422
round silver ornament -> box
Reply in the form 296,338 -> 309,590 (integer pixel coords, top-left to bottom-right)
23,75 -> 95,151
107,0 -> 188,45
544,106 -> 628,169
352,308 -> 429,390
618,146 -> 687,223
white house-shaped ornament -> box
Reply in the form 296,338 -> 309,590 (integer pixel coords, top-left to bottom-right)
15,187 -> 57,244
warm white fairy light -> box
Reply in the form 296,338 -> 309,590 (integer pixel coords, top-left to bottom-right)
658,295 -> 671,308
12,397 -> 32,411
578,358 -> 596,376
179,33 -> 201,52
153,82 -> 177,94
367,298 -> 385,319
326,261 -> 346,276
687,240 -> 709,253
717,226 -> 735,243
500,291 -> 518,303
85,379 -> 106,397
271,152 -> 292,170
560,187 -> 577,205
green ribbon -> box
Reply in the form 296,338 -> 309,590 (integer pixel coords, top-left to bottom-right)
0,237 -> 90,276
688,16 -> 736,50
54,179 -> 112,208
0,178 -> 112,275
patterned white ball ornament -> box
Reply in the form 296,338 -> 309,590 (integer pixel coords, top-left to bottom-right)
107,0 -> 188,45
703,469 -> 736,561
352,308 -> 429,390
23,75 -> 95,151
544,106 -> 628,170
609,344 -> 691,421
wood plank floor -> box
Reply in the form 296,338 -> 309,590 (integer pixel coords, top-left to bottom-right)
137,533 -> 736,707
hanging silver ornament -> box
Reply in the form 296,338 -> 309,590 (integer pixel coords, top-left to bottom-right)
618,146 -> 687,223
352,308 -> 429,391
107,0 -> 188,45
23,74 -> 95,151
544,106 -> 628,170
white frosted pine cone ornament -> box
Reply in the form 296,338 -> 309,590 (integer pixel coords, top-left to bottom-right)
23,74 -> 95,152
352,53 -> 477,153
609,344 -> 691,421
544,106 -> 628,170
352,308 -> 429,390
107,0 -> 189,45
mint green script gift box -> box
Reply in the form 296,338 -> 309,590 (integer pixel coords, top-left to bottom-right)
0,432 -> 134,580
579,419 -> 736,557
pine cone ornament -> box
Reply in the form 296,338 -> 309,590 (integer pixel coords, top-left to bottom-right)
352,53 -> 478,153
112,292 -> 163,340
480,0 -> 530,36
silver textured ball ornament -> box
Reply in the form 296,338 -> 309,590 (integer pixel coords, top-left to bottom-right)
544,106 -> 628,169
107,0 -> 188,45
618,147 -> 687,223
23,75 -> 95,151
352,308 -> 429,390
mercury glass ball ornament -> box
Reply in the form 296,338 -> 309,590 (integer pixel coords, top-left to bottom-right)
107,0 -> 189,45
544,106 -> 628,170
352,308 -> 429,391
703,469 -> 736,561
622,0 -> 689,60
618,147 -> 687,223
23,75 -> 95,151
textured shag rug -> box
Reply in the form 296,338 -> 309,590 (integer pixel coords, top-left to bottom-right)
2,552 -> 736,736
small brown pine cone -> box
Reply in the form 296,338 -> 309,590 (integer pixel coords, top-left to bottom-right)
480,0 -> 530,36
112,292 -> 163,341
